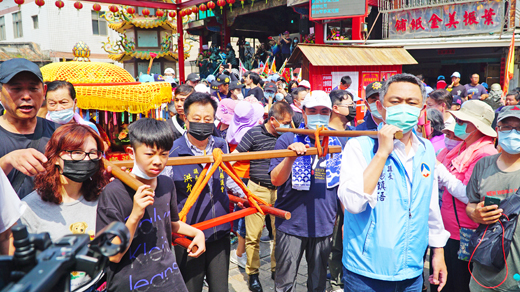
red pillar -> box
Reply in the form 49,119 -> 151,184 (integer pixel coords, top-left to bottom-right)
314,21 -> 325,44
352,16 -> 364,41
199,34 -> 205,52
176,3 -> 185,83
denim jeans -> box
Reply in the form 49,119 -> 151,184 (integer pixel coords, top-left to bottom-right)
342,267 -> 423,292
233,204 -> 246,238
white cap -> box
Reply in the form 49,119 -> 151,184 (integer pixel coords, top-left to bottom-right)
302,90 -> 332,109
451,71 -> 460,78
194,83 -> 210,94
164,68 -> 175,75
299,80 -> 311,89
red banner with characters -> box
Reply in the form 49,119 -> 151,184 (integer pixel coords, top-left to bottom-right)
361,72 -> 380,88
388,0 -> 504,39
322,74 -> 333,93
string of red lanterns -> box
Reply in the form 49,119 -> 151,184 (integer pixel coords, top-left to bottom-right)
15,0 -> 246,16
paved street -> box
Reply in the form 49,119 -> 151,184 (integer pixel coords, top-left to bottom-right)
203,228 -> 432,292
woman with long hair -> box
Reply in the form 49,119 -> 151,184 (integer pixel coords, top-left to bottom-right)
20,123 -> 108,241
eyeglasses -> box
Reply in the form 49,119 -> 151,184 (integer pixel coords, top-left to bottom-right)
61,150 -> 103,161
497,125 -> 520,134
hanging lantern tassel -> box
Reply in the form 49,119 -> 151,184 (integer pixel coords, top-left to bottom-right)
226,0 -> 234,12
217,0 -> 226,13
251,0 -> 254,7
240,0 -> 244,8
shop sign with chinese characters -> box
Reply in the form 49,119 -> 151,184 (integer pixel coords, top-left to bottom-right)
388,0 -> 504,39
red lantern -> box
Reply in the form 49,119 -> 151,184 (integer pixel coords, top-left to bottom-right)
14,0 -> 24,7
168,10 -> 176,18
55,0 -> 64,9
216,0 -> 225,12
207,1 -> 215,11
179,9 -> 185,17
126,7 -> 135,15
199,3 -> 207,12
142,8 -> 150,16
109,5 -> 118,13
186,8 -> 192,15
226,0 -> 234,11
156,9 -> 164,17
35,0 -> 45,7
92,3 -> 101,11
73,1 -> 82,10
192,6 -> 198,14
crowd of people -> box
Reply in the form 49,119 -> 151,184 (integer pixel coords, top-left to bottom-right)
2,57 -> 520,292
196,33 -> 299,78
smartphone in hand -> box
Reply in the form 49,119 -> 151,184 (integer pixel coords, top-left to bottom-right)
484,196 -> 501,207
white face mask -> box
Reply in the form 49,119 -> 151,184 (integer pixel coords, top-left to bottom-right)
237,93 -> 244,100
444,136 -> 462,151
131,160 -> 155,180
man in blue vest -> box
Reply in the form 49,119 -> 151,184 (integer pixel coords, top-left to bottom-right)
338,74 -> 450,291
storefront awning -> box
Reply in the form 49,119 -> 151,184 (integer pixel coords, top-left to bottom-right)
288,44 -> 417,67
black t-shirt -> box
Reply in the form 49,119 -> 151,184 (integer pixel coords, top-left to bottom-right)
236,124 -> 277,188
0,117 -> 59,199
96,176 -> 188,292
248,86 -> 264,102
449,84 -> 467,98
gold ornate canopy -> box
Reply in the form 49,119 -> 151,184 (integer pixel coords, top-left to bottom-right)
41,61 -> 172,114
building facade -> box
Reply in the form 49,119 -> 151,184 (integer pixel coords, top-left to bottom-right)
0,0 -> 119,64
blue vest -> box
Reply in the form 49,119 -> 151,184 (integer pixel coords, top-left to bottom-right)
343,134 -> 436,281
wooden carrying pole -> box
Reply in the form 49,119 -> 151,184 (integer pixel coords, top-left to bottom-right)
103,145 -> 319,249
275,128 -> 404,139
111,146 -> 343,168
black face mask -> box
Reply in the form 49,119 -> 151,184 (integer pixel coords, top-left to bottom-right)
61,160 -> 100,183
346,105 -> 357,122
188,121 -> 214,141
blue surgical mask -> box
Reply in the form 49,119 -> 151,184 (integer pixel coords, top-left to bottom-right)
265,92 -> 274,99
306,114 -> 329,129
48,107 -> 75,125
383,104 -> 421,133
275,118 -> 291,135
454,122 -> 473,140
498,131 -> 520,154
369,102 -> 382,119
275,93 -> 284,102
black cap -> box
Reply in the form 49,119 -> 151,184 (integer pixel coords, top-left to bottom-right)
365,81 -> 382,99
229,73 -> 244,90
0,58 -> 43,84
264,82 -> 276,93
215,74 -> 231,86
187,73 -> 200,82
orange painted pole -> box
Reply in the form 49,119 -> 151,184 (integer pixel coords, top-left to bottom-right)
228,195 -> 291,220
192,207 -> 258,230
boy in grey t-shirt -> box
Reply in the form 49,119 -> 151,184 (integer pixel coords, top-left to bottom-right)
466,106 -> 520,291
